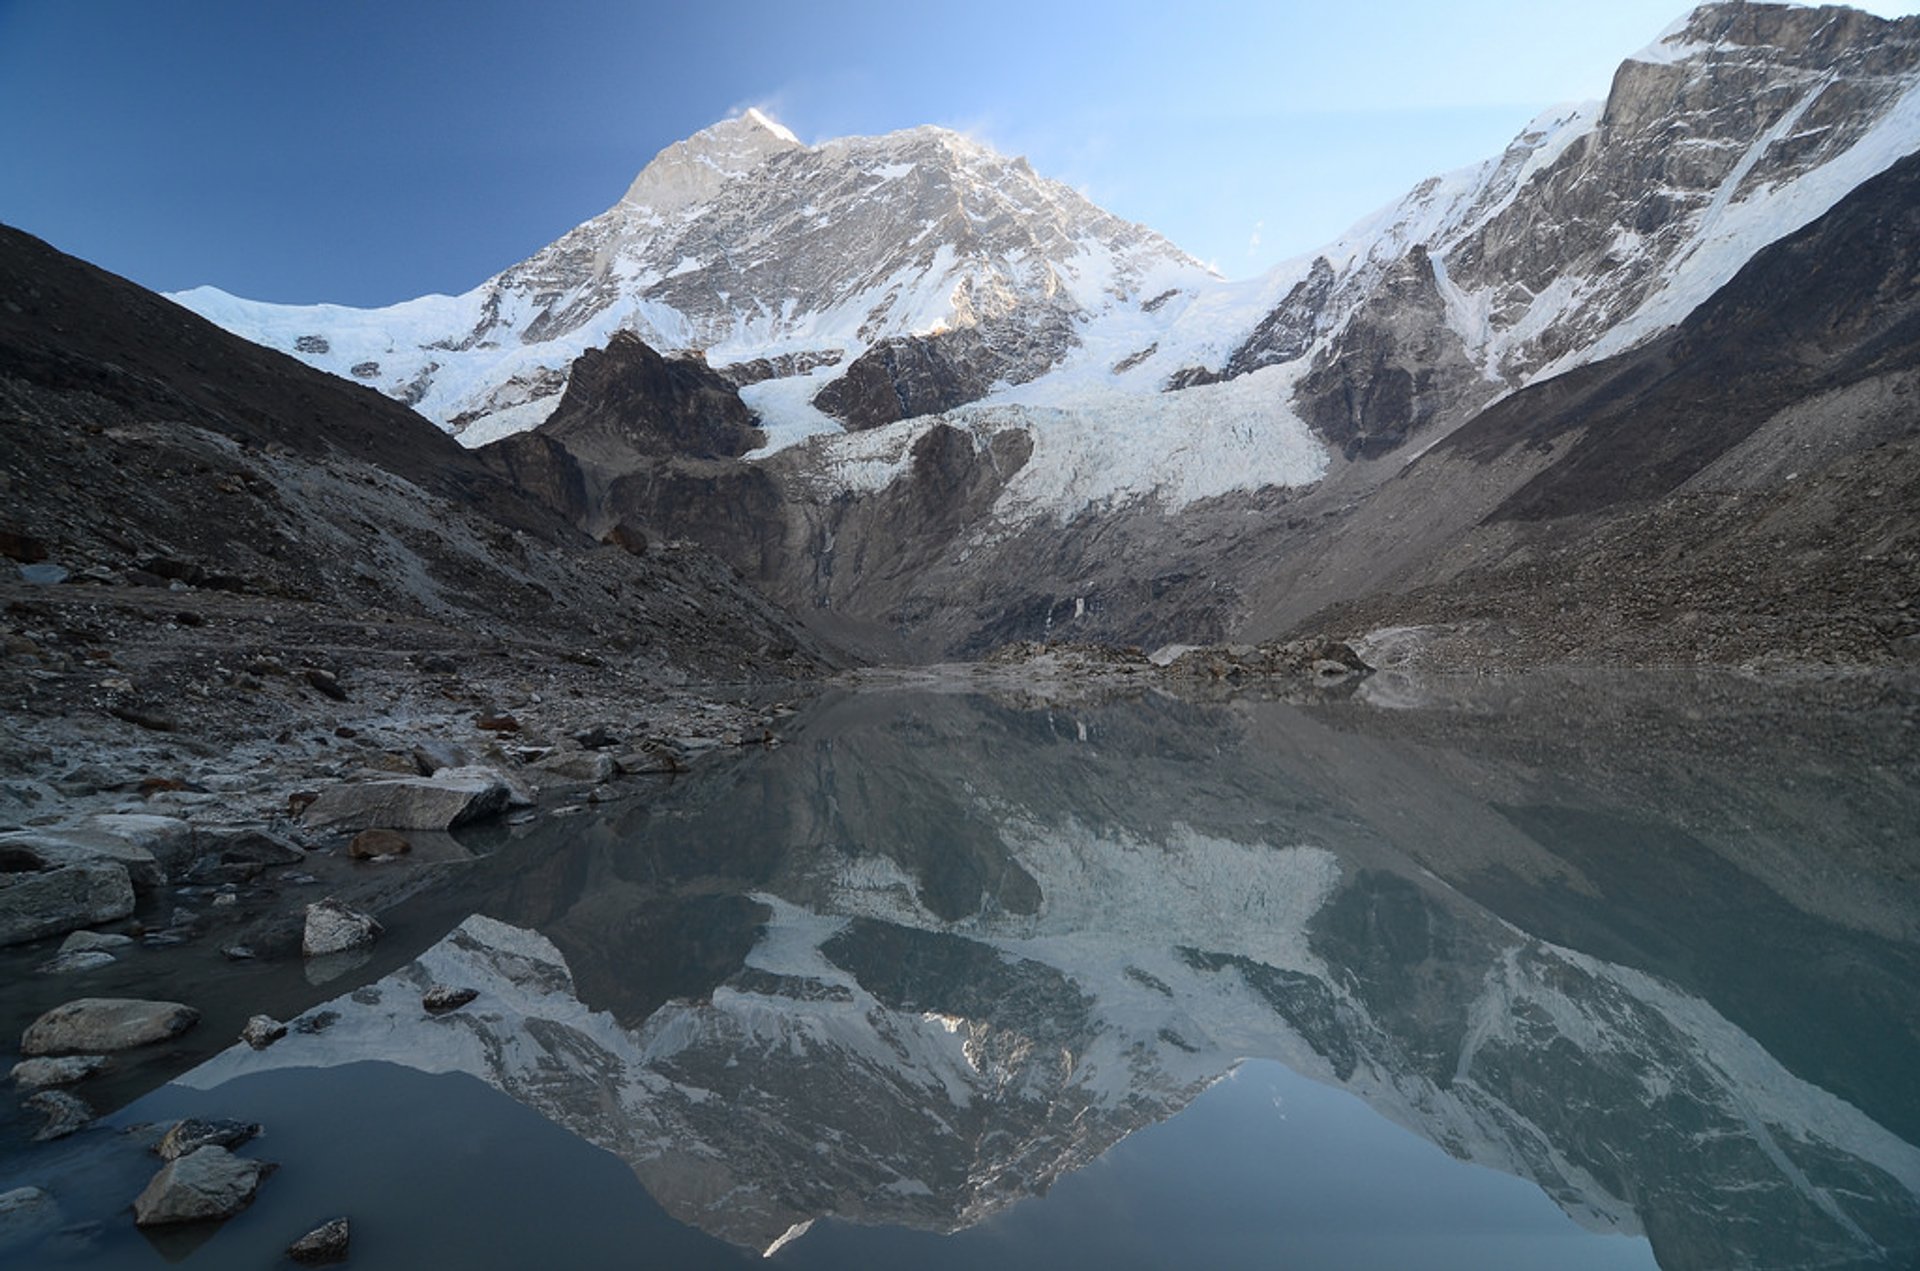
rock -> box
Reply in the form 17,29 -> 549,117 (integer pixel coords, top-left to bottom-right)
601,521 -> 649,556
203,827 -> 305,867
81,813 -> 196,874
20,998 -> 200,1056
132,1146 -> 274,1227
107,703 -> 176,732
533,751 -> 616,783
156,1117 -> 261,1160
287,1216 -> 351,1264
27,1089 -> 92,1141
0,825 -> 163,891
300,766 -> 512,832
422,985 -> 479,1014
411,739 -> 470,775
348,828 -> 411,859
303,668 -> 348,701
0,861 -> 136,947
36,949 -> 116,974
10,1054 -> 109,1090
0,1186 -> 58,1253
302,899 -> 381,957
571,724 -> 621,749
0,527 -> 48,562
240,1015 -> 287,1050
59,929 -> 134,954
614,749 -> 683,775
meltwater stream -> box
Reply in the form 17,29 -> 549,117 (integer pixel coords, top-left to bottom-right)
5,672 -> 1918,1270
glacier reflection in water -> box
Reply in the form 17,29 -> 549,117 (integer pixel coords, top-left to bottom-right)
143,679 -> 1920,1267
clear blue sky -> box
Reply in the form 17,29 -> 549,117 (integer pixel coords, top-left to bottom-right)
3,0 -> 1916,306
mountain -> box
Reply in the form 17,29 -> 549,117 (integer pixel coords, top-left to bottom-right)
167,3 -> 1920,665
172,107 -> 1211,451
0,221 -> 835,767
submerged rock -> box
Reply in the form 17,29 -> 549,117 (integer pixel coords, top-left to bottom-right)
287,1216 -> 351,1264
302,899 -> 382,957
27,1089 -> 92,1141
35,948 -> 116,975
132,1145 -> 273,1227
348,828 -> 411,859
20,998 -> 199,1056
0,1186 -> 58,1252
156,1118 -> 262,1161
9,1054 -> 109,1090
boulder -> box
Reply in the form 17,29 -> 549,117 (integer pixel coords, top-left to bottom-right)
156,1118 -> 261,1161
240,1015 -> 287,1050
533,751 -> 616,783
10,1054 -> 109,1090
300,767 -> 511,832
288,1216 -> 351,1264
571,724 -> 621,749
27,1089 -> 92,1141
0,862 -> 136,947
410,739 -> 470,775
20,998 -> 199,1056
132,1146 -> 273,1227
0,828 -> 160,891
302,899 -> 381,957
80,814 -> 195,872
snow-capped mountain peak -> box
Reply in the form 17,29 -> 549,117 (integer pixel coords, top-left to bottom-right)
619,107 -> 804,215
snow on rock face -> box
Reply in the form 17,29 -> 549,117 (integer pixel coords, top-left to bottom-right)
1171,1 -> 1920,463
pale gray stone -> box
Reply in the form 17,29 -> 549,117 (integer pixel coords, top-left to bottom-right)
132,1146 -> 273,1226
300,766 -> 511,831
0,862 -> 136,947
20,997 -> 199,1056
301,898 -> 381,957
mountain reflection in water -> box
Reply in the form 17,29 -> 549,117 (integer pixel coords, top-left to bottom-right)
172,676 -> 1920,1269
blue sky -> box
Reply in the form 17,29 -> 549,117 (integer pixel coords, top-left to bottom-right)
3,0 -> 1917,306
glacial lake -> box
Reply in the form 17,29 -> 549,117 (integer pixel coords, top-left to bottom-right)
4,670 -> 1918,1270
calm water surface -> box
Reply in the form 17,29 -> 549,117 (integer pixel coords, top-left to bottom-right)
4,671 -> 1917,1270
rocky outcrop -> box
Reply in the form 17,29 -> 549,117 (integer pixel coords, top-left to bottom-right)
1295,247 -> 1485,460
538,331 -> 763,462
20,998 -> 199,1055
813,308 -> 1078,431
